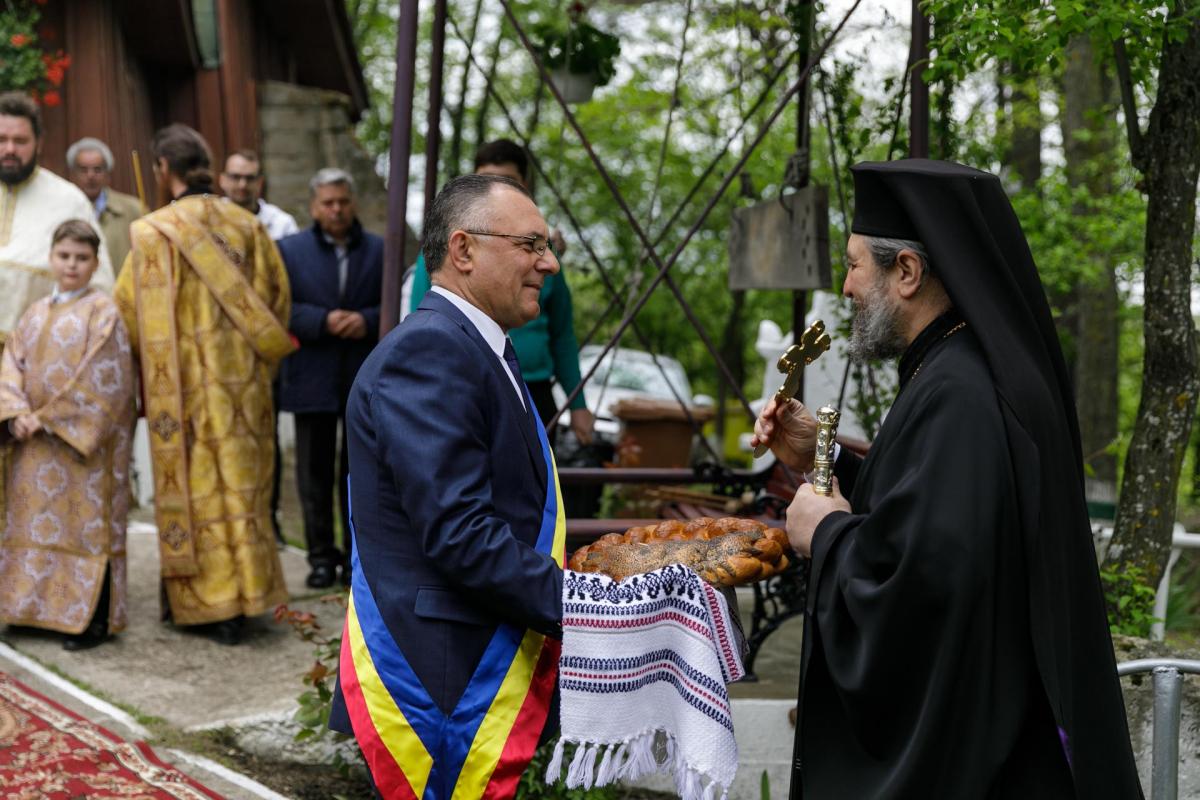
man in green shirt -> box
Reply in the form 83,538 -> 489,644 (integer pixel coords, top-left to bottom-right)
409,140 -> 594,445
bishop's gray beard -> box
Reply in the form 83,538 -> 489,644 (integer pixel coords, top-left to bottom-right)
847,291 -> 907,363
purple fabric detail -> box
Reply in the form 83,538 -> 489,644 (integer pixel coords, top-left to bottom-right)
1057,726 -> 1072,768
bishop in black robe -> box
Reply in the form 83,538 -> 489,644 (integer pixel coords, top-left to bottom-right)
756,160 -> 1143,799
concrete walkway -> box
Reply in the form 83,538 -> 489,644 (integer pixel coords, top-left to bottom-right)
0,521 -> 326,732
0,505 -> 809,799
0,513 -> 338,799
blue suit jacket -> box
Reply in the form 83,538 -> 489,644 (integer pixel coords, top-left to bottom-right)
277,220 -> 383,414
330,291 -> 564,733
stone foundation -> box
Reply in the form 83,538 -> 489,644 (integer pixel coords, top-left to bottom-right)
257,79 -> 417,264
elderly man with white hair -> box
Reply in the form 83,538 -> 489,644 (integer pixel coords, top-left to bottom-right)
67,136 -> 145,270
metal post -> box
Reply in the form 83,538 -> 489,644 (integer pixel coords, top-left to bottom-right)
908,0 -> 930,158
497,0 -> 864,422
380,0 -> 420,338
1151,666 -> 1183,800
423,0 -> 448,214
791,0 -> 814,386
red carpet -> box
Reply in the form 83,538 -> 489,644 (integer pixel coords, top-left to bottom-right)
0,671 -> 224,799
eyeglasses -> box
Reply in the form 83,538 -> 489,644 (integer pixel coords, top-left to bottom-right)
463,230 -> 554,257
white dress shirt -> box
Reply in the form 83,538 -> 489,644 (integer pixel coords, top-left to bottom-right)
430,286 -> 526,410
256,199 -> 299,241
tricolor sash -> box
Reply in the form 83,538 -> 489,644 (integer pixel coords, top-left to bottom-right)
340,389 -> 565,799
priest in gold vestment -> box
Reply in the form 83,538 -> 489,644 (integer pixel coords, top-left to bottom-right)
114,124 -> 295,644
0,221 -> 134,649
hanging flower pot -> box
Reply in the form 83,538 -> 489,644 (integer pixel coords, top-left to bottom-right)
534,17 -> 620,104
549,68 -> 598,103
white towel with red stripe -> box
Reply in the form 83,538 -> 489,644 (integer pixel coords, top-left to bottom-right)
547,564 -> 744,800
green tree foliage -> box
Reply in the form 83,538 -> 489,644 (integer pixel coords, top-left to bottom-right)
343,2 -> 1192,556
345,0 -> 920,414
924,0 -> 1200,630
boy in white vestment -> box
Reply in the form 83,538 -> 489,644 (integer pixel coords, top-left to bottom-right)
0,220 -> 134,650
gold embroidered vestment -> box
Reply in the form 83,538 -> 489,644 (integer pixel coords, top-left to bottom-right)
114,195 -> 294,625
0,290 -> 135,634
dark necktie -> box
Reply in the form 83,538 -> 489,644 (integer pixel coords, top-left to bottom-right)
502,338 -> 528,411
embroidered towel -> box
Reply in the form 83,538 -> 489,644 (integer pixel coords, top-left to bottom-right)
549,564 -> 745,800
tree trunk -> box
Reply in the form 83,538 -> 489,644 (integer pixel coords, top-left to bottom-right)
447,0 -> 486,178
932,77 -> 955,159
715,290 -> 746,452
1007,67 -> 1042,192
1062,33 -> 1120,508
1104,2 -> 1200,595
930,9 -> 956,160
472,30 -> 504,157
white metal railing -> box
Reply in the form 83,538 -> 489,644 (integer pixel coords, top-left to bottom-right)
1117,658 -> 1200,800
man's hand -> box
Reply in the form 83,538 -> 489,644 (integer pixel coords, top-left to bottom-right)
11,413 -> 42,441
326,310 -> 368,339
570,408 -> 594,446
785,479 -> 850,557
751,397 -> 818,472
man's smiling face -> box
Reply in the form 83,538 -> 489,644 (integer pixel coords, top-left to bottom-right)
464,186 -> 559,330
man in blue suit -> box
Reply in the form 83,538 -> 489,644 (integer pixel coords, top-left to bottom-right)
331,174 -> 566,797
277,168 -> 383,589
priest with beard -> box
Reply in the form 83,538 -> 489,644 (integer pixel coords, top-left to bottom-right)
0,92 -> 112,345
753,160 -> 1142,798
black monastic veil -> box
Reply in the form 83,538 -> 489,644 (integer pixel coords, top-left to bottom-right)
791,160 -> 1142,798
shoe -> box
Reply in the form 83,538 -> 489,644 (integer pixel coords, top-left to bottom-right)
63,620 -> 109,651
306,565 -> 337,589
211,618 -> 242,646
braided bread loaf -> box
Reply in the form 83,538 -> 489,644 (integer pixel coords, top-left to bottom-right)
568,517 -> 792,587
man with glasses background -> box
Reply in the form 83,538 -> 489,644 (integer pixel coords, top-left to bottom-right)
219,149 -> 298,241
276,168 -> 382,589
407,139 -> 594,448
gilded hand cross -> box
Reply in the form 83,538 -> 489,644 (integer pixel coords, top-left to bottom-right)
752,319 -> 832,459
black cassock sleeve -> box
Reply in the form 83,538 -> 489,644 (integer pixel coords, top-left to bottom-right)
803,368 -> 1033,775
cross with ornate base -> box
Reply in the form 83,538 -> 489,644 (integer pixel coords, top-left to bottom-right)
752,319 -> 832,458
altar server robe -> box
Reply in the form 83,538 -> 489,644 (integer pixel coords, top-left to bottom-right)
0,289 -> 134,634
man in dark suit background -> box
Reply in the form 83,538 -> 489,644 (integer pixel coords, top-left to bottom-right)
276,168 -> 382,589
330,174 -> 564,797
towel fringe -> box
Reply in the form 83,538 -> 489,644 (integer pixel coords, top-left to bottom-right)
595,743 -> 617,786
544,737 -> 566,785
620,730 -> 658,782
550,729 -> 732,800
565,740 -> 590,788
675,760 -> 703,800
580,742 -> 599,789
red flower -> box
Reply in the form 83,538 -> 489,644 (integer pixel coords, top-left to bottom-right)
42,91 -> 60,107
9,34 -> 29,47
46,65 -> 62,86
